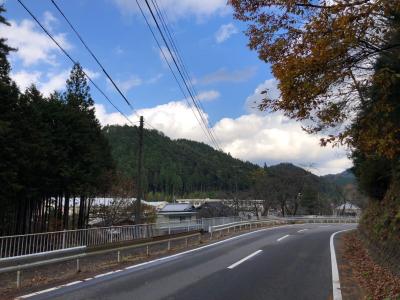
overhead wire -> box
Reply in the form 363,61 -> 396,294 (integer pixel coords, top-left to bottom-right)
150,0 -> 222,150
16,0 -> 140,128
134,0 -> 214,147
140,0 -> 221,150
18,0 -> 221,150
53,0 -> 220,149
50,0 -> 160,132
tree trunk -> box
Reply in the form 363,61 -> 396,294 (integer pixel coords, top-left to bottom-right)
72,197 -> 76,229
63,193 -> 70,229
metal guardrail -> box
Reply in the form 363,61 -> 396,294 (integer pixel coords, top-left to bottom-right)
0,217 -> 240,259
209,219 -> 286,239
0,232 -> 202,289
270,217 -> 359,223
208,217 -> 359,238
0,216 -> 356,260
0,216 -> 358,290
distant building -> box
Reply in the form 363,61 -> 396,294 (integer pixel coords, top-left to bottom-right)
335,203 -> 361,217
142,200 -> 168,211
176,198 -> 222,208
157,203 -> 197,223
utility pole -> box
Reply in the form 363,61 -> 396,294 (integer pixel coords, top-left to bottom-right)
135,116 -> 144,224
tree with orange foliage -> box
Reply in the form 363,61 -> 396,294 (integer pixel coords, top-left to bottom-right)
230,0 -> 400,148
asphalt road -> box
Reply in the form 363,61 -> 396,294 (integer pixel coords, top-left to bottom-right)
21,223 -> 356,300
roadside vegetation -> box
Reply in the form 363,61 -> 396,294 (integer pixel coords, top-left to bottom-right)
230,0 -> 400,296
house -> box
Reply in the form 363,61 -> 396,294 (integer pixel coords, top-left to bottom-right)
334,203 -> 362,217
176,198 -> 222,208
157,203 -> 197,223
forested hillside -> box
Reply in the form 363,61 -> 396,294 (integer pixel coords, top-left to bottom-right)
322,170 -> 368,209
103,125 -> 258,199
103,125 -> 361,215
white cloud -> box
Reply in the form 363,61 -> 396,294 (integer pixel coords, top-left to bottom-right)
213,112 -> 352,175
0,19 -> 71,66
95,101 -> 207,141
215,23 -> 238,43
245,78 -> 280,113
95,100 -> 352,175
198,67 -> 257,85
113,75 -> 142,93
40,68 -> 100,96
43,11 -> 58,32
11,70 -> 42,91
159,45 -> 174,65
12,68 -> 101,97
112,0 -> 229,20
147,73 -> 163,84
40,70 -> 70,96
197,90 -> 220,102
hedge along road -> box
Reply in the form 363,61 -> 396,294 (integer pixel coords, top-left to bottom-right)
16,223 -> 356,300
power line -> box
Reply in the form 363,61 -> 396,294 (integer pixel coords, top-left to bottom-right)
140,0 -> 221,150
150,0 -> 222,150
51,0 -> 135,110
16,0 -> 138,127
50,0 -> 160,132
134,0 -> 214,147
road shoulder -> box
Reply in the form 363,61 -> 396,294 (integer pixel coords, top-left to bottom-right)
336,231 -> 400,300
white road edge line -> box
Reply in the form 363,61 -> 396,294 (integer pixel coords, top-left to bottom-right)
277,234 -> 290,242
227,250 -> 263,269
297,229 -> 308,233
14,223 -> 305,299
330,228 -> 354,300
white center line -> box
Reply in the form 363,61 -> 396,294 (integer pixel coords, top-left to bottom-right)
227,250 -> 263,269
298,229 -> 309,233
277,234 -> 290,242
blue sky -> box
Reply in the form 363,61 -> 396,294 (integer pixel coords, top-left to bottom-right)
1,0 -> 352,175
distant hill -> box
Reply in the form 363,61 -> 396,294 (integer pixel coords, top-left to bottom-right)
103,125 -> 258,199
322,169 -> 368,208
103,125 -> 366,207
322,169 -> 357,187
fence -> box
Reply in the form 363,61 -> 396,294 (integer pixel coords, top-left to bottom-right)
0,217 -> 240,260
0,232 -> 202,289
0,216 -> 357,260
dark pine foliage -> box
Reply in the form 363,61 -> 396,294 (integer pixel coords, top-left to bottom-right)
102,124 -> 259,199
0,7 -> 114,235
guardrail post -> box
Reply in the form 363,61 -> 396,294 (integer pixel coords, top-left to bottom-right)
210,231 -> 213,240
117,250 -> 121,263
146,245 -> 149,256
76,258 -> 80,272
185,237 -> 188,248
62,230 -> 66,249
168,240 -> 171,251
16,270 -> 21,289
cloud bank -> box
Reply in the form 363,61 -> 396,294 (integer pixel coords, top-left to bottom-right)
94,80 -> 352,175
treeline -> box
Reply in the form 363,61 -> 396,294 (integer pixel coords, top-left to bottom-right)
103,124 -> 258,199
350,14 -> 400,270
104,125 -> 360,214
0,9 -> 113,235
